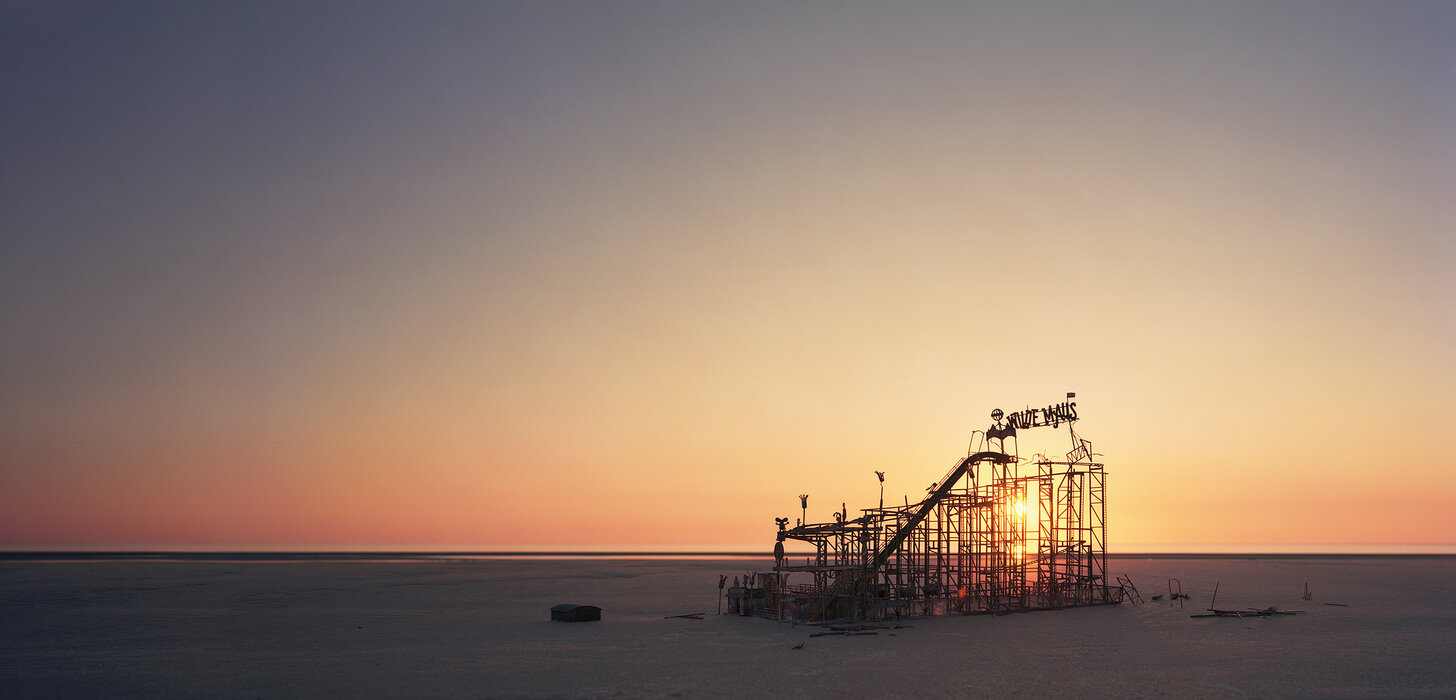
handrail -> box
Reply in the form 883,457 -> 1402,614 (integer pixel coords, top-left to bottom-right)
967,430 -> 985,456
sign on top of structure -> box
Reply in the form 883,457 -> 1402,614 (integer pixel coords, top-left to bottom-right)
1002,395 -> 1078,430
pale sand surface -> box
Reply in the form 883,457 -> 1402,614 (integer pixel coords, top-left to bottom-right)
2,556 -> 1453,698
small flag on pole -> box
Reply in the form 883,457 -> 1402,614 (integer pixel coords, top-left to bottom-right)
1067,392 -> 1076,399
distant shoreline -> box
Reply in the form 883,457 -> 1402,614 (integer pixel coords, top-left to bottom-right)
2,551 -> 1453,562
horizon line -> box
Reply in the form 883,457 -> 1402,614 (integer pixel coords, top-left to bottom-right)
3,552 -> 1455,562
3,542 -> 1454,559
4,542 -> 1453,549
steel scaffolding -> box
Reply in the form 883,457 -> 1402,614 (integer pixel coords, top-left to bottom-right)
728,398 -> 1116,621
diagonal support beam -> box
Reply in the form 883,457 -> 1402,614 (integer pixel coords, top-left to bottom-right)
870,451 -> 1013,570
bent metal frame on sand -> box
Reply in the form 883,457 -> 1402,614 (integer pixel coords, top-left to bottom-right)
725,394 -> 1118,622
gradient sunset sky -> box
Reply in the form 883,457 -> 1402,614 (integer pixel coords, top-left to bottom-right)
2,1 -> 1452,550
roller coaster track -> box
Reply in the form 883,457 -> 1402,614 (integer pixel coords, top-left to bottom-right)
869,451 -> 1014,570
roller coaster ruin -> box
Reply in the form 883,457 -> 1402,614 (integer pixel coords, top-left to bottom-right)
724,394 -> 1118,621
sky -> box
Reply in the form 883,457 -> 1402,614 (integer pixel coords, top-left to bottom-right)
1,0 -> 1453,551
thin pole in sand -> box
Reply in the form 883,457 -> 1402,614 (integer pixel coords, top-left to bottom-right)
1208,581 -> 1220,612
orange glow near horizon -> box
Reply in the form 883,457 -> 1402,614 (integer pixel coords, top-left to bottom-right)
1,3 -> 1453,552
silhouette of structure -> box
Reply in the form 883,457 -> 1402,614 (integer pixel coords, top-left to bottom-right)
725,394 -> 1117,621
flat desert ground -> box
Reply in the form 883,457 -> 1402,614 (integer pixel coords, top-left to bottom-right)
2,555 -> 1453,698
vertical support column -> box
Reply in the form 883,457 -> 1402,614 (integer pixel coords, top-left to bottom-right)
1053,467 -> 1085,607
1037,460 -> 1055,608
1089,465 -> 1107,602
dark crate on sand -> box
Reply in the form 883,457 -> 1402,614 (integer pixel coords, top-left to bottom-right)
551,604 -> 602,622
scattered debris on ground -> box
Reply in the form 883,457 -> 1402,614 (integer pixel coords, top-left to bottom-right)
1189,582 -> 1302,618
1191,606 -> 1303,618
826,623 -> 911,632
1117,574 -> 1144,605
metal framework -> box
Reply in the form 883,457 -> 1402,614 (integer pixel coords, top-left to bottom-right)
726,398 -> 1116,621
